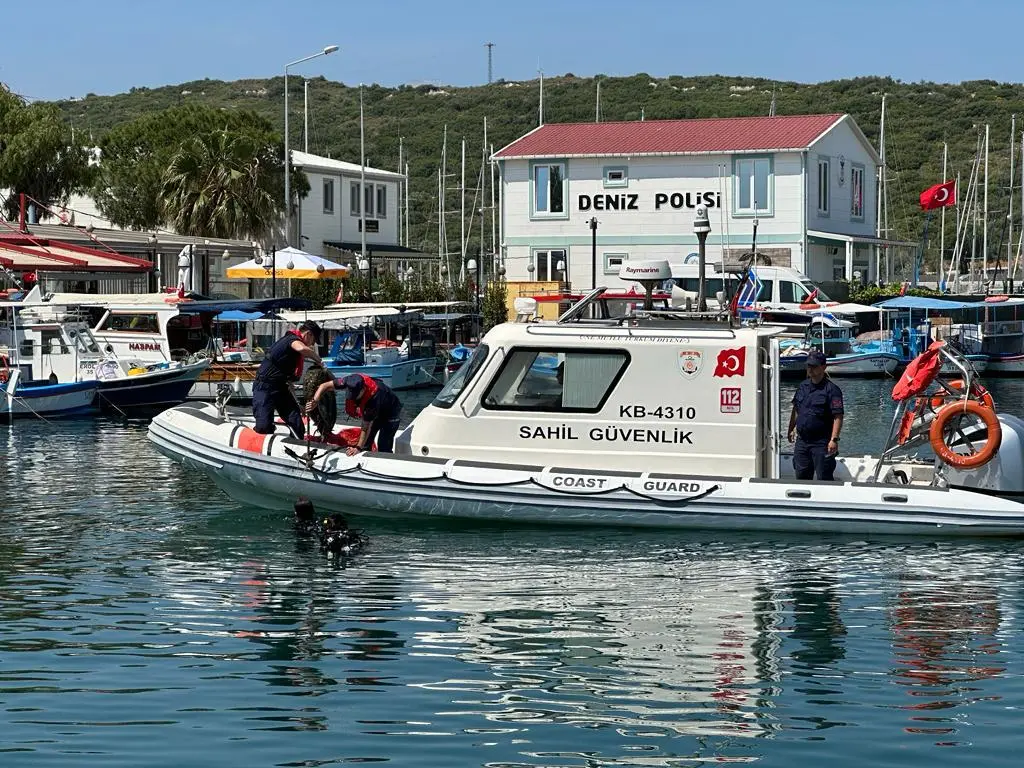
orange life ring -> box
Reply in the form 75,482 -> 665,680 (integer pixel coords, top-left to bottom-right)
892,341 -> 945,402
928,400 -> 1002,469
943,378 -> 995,409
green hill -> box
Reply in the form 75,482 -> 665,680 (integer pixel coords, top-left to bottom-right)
51,73 -> 1024,266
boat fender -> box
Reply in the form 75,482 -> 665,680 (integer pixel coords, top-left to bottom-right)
928,401 -> 1002,470
985,295 -> 1010,303
943,378 -> 995,409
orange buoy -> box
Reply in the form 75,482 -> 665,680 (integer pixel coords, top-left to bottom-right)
943,378 -> 995,409
928,400 -> 1002,470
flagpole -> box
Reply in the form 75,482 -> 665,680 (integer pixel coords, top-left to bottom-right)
940,142 -> 948,291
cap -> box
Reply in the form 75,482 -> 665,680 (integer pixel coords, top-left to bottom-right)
806,350 -> 827,367
298,320 -> 322,342
341,374 -> 364,398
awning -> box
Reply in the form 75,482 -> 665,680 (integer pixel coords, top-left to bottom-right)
808,302 -> 883,315
874,296 -> 986,311
323,241 -> 437,261
807,229 -> 918,248
215,310 -> 266,322
175,297 -> 311,315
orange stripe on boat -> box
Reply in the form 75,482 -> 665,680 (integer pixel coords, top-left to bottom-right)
237,427 -> 267,454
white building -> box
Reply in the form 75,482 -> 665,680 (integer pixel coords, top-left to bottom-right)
493,114 -> 913,289
290,150 -> 407,264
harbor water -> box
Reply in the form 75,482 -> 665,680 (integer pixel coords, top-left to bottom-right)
2,380 -> 1024,766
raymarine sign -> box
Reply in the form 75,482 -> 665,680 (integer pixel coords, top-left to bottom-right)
620,260 -> 672,281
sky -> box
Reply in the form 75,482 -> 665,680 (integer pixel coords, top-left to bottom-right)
2,0 -> 1021,101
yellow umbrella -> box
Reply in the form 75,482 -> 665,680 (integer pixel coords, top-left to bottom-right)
226,246 -> 351,279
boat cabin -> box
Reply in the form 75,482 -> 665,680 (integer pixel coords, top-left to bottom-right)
401,261 -> 786,479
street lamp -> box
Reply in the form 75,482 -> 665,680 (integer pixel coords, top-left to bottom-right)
284,45 -> 339,245
694,206 -> 711,312
358,256 -> 371,301
587,216 -> 599,289
147,234 -> 158,292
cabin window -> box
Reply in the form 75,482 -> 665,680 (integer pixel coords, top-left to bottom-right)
432,344 -> 490,409
376,185 -> 387,218
531,161 -> 566,217
41,329 -> 69,355
533,249 -> 567,282
817,156 -> 830,215
850,163 -> 865,219
734,156 -> 771,214
482,348 -> 628,413
323,179 -> 335,214
777,281 -> 816,304
603,253 -> 627,275
99,313 -> 160,333
603,166 -> 628,188
350,182 -> 361,216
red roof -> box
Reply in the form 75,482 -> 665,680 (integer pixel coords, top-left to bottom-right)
494,114 -> 846,159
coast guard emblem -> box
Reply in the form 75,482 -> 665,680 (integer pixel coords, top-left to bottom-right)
678,349 -> 703,379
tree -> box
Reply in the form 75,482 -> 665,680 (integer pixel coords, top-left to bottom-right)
482,279 -> 509,329
0,84 -> 90,220
162,126 -> 306,242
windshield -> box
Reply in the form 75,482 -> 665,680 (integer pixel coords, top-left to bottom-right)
432,344 -> 490,409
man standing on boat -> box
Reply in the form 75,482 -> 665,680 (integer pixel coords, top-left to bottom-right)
251,320 -> 324,438
788,350 -> 844,481
306,373 -> 402,456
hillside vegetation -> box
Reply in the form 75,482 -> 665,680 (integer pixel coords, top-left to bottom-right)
51,73 -> 1024,265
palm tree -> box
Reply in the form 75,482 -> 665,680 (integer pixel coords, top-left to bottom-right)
161,129 -> 285,242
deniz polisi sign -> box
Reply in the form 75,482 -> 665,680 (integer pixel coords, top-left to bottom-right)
577,191 -> 721,212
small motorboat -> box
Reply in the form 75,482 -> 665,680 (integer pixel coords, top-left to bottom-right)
148,261 -> 1024,536
2,369 -> 98,422
779,315 -> 900,377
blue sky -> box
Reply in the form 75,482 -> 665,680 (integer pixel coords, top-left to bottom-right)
3,0 -> 1019,101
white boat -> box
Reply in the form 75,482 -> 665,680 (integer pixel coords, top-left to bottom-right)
2,370 -> 98,422
778,314 -> 901,378
148,261 -> 1024,536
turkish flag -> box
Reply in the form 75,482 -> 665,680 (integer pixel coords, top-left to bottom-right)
714,348 -> 746,378
920,180 -> 956,210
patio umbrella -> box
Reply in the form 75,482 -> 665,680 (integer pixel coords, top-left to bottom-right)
226,246 -> 351,279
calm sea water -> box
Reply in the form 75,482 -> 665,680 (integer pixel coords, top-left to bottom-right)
2,381 -> 1024,767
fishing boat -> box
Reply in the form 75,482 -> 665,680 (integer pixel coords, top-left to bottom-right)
778,313 -> 901,377
148,260 -> 1024,536
1,369 -> 98,422
872,296 -> 990,374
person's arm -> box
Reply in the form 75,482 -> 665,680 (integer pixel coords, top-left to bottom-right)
828,415 -> 843,456
788,405 -> 798,442
346,420 -> 373,455
304,379 -> 335,413
290,339 -> 324,367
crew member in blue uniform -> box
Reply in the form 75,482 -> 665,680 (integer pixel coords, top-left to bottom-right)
788,349 -> 844,481
252,320 -> 324,438
306,372 -> 402,455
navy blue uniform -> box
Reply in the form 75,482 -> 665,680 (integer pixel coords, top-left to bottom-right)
792,378 -> 844,481
348,380 -> 402,453
252,333 -> 304,437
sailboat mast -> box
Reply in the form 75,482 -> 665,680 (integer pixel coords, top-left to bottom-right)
983,123 -> 990,289
482,116 -> 488,265
1009,116 -> 1016,286
596,78 -> 601,122
490,143 -> 497,261
876,95 -> 887,282
398,137 -> 404,250
303,79 -> 310,153
359,85 -> 366,273
405,162 -> 410,249
940,142 -> 948,290
460,138 -> 466,275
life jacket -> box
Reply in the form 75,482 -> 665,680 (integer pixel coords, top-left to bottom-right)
343,373 -> 379,419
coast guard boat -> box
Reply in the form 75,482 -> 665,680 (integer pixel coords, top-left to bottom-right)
148,260 -> 1024,536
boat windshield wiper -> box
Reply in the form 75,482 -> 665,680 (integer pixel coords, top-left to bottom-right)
557,287 -> 608,324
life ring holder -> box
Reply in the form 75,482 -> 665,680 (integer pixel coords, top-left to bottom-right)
929,400 -> 1002,470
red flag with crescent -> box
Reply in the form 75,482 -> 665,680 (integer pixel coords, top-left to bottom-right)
920,180 -> 956,210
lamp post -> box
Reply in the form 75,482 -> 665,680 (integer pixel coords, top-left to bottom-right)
147,234 -> 158,292
358,256 -> 371,302
694,206 -> 711,312
587,216 -> 599,289
284,45 -> 338,245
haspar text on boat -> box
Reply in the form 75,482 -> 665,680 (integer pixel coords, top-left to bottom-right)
147,259 -> 1024,536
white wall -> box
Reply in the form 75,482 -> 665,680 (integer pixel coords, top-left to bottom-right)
805,119 -> 878,237
296,171 -> 400,257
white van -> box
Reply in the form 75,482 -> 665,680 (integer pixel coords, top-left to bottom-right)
668,263 -> 831,313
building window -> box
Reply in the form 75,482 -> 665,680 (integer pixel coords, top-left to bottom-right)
323,179 -> 335,214
350,182 -> 360,216
818,156 -> 830,216
603,166 -> 628,188
364,183 -> 375,218
850,164 -> 865,219
482,348 -> 629,412
534,249 -> 567,282
376,185 -> 387,219
734,156 -> 771,214
603,253 -> 627,275
531,161 -> 566,217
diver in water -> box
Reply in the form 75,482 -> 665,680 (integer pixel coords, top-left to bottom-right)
293,497 -> 366,557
